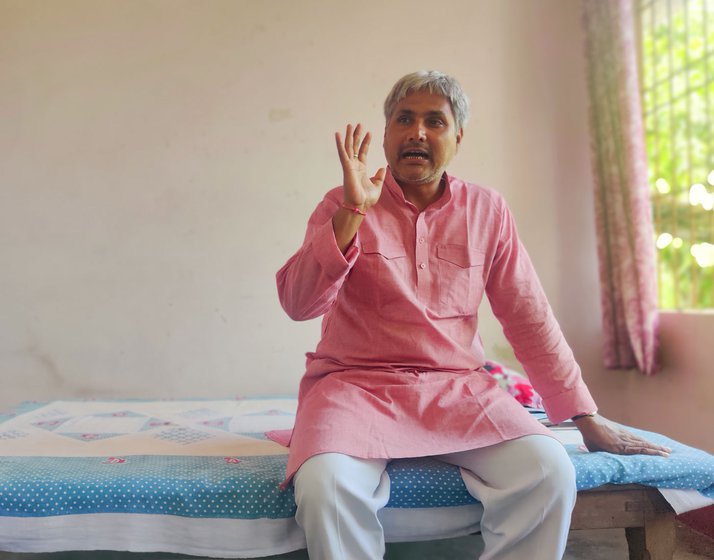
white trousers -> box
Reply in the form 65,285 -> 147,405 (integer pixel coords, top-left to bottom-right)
293,435 -> 576,560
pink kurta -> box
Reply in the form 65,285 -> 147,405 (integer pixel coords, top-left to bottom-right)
276,170 -> 596,483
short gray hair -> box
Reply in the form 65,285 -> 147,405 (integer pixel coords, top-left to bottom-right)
383,70 -> 470,131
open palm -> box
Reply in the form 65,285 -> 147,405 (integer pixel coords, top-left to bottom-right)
335,123 -> 385,211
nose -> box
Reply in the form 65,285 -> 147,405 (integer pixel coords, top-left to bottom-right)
408,121 -> 427,142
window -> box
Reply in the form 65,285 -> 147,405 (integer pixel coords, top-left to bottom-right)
638,0 -> 714,309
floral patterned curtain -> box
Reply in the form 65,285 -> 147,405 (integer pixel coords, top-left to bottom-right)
582,0 -> 659,374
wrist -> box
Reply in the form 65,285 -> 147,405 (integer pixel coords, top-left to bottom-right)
571,411 -> 597,421
341,202 -> 367,216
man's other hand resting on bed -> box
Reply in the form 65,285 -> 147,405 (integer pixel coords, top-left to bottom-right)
574,414 -> 671,457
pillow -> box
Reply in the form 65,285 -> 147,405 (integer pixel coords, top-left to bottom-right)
482,360 -> 543,409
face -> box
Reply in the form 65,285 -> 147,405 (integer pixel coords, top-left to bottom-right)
383,90 -> 463,189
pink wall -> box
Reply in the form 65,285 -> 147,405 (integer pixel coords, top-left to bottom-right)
1,0 -> 711,455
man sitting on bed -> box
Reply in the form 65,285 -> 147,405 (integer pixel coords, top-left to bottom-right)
276,70 -> 670,560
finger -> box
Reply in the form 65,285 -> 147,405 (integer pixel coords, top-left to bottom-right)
630,440 -> 672,456
371,167 -> 386,187
622,445 -> 670,457
344,124 -> 354,160
358,131 -> 372,161
352,123 -> 362,159
616,428 -> 661,446
622,433 -> 672,453
642,447 -> 671,457
616,435 -> 671,456
335,131 -> 349,165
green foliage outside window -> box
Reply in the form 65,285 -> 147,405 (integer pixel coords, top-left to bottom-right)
640,0 -> 714,309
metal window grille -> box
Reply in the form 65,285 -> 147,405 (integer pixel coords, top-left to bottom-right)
637,0 -> 714,309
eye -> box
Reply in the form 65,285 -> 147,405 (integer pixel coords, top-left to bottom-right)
396,115 -> 411,124
428,117 -> 445,127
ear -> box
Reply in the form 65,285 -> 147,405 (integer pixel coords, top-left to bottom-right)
455,128 -> 464,150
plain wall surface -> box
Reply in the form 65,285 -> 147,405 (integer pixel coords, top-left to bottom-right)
1,0 -> 712,452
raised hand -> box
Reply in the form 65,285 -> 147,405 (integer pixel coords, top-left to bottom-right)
335,123 -> 386,212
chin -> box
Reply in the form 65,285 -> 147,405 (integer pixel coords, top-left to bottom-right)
393,168 -> 440,186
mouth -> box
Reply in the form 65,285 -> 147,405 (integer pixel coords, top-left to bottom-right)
400,148 -> 430,161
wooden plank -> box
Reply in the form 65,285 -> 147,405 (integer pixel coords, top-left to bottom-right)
571,488 -> 647,530
570,486 -> 680,560
626,527 -> 647,560
640,487 -> 676,560
643,511 -> 676,560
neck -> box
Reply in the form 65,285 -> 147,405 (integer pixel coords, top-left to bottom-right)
398,176 -> 445,212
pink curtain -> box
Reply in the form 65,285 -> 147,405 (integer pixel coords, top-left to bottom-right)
582,0 -> 659,374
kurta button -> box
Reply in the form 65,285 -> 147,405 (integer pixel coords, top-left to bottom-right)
418,238 -> 425,244
419,263 -> 426,269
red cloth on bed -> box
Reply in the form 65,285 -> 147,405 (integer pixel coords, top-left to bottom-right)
276,170 -> 596,483
678,505 -> 714,540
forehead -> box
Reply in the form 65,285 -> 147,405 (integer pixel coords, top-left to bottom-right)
392,90 -> 455,120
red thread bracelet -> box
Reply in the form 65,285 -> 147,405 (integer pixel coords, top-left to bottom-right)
341,203 -> 367,216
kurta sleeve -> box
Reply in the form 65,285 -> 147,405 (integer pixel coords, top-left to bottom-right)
484,199 -> 597,424
276,190 -> 359,321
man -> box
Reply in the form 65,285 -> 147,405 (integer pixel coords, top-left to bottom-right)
276,71 -> 669,560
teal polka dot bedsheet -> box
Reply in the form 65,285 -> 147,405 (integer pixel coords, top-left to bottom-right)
0,398 -> 712,521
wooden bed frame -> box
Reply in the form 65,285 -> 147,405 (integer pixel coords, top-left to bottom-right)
572,485 -> 714,560
0,484 -> 709,559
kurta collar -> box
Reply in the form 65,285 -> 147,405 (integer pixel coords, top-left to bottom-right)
384,167 -> 453,212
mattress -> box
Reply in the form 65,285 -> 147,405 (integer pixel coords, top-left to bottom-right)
0,398 -> 712,558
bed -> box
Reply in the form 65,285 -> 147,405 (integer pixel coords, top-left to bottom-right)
0,394 -> 712,559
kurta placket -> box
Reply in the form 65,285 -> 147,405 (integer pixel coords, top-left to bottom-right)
415,209 -> 430,303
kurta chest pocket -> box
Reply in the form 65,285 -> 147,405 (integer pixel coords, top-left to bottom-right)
360,240 -> 410,312
435,244 -> 485,316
